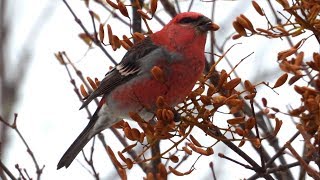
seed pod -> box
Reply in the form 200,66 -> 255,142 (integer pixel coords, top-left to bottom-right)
122,143 -> 137,153
262,97 -> 267,107
94,78 -> 100,87
169,166 -> 184,176
187,142 -> 197,151
245,117 -> 256,130
192,85 -> 205,96
238,139 -> 246,147
278,48 -> 297,60
87,76 -> 98,90
288,74 -> 303,85
117,151 -> 126,162
84,0 -> 89,7
294,52 -> 304,66
230,106 -> 242,114
106,146 -> 122,168
137,9 -> 152,20
244,80 -> 254,92
122,35 -> 133,46
232,33 -> 242,40
79,33 -> 93,46
54,52 -> 65,64
120,40 -> 131,50
106,0 -> 118,9
227,117 -> 245,125
273,118 -> 282,136
118,1 -> 129,17
131,128 -> 141,140
200,95 -> 211,105
150,0 -> 158,15
124,127 -> 134,140
273,73 -> 288,89
118,168 -> 127,180
277,0 -> 289,8
244,93 -> 256,100
156,109 -> 163,120
235,128 -> 244,136
252,1 -> 264,16
267,113 -> 276,119
225,99 -> 242,107
182,146 -> 192,155
190,135 -> 202,147
139,132 -> 145,143
194,146 -> 209,155
290,108 -> 303,116
161,109 -> 167,121
203,109 -> 211,120
169,155 -> 179,163
80,84 -> 89,98
164,109 -> 174,121
132,32 -> 145,41
291,29 -> 303,37
239,14 -> 255,32
207,84 -> 217,96
90,10 -> 101,22
125,158 -> 133,169
206,147 -> 214,155
224,78 -> 241,90
271,107 -> 280,113
112,35 -> 121,50
151,66 -> 165,83
251,138 -> 261,148
275,26 -> 289,35
218,70 -> 228,88
256,28 -> 274,35
226,93 -> 239,100
156,96 -> 166,108
107,24 -> 113,45
212,95 -> 227,105
233,21 -> 247,36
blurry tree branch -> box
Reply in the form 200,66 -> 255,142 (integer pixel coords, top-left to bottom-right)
0,1 -> 55,179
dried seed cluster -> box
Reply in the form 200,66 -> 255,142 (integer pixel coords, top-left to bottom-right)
233,1 -> 320,40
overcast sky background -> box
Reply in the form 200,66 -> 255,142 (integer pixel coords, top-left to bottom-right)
2,0 -> 319,179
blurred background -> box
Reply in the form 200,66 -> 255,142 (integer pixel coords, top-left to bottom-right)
0,0 -> 319,179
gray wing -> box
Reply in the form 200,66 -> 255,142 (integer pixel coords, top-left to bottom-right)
79,37 -> 160,109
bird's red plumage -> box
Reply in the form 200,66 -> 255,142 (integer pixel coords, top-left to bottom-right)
57,12 -> 216,169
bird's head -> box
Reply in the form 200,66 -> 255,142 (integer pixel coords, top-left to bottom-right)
169,12 -> 219,34
151,12 -> 219,52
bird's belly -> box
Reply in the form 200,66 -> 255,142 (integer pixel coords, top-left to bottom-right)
106,63 -> 202,121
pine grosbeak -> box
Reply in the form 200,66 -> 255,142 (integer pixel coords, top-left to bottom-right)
57,12 -> 218,169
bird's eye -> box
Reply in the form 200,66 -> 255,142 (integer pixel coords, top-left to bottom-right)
178,17 -> 197,24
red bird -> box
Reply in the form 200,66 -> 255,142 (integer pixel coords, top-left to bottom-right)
57,12 -> 218,169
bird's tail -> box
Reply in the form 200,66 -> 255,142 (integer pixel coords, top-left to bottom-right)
57,118 -> 95,169
57,103 -> 105,169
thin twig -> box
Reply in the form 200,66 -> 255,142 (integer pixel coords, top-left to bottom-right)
0,159 -> 17,180
0,114 -> 44,180
209,162 -> 217,180
250,102 -> 266,171
62,0 -> 117,65
218,153 -> 254,170
187,0 -> 194,12
159,0 -> 177,17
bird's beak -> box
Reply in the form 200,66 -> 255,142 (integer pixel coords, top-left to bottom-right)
196,16 -> 220,33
